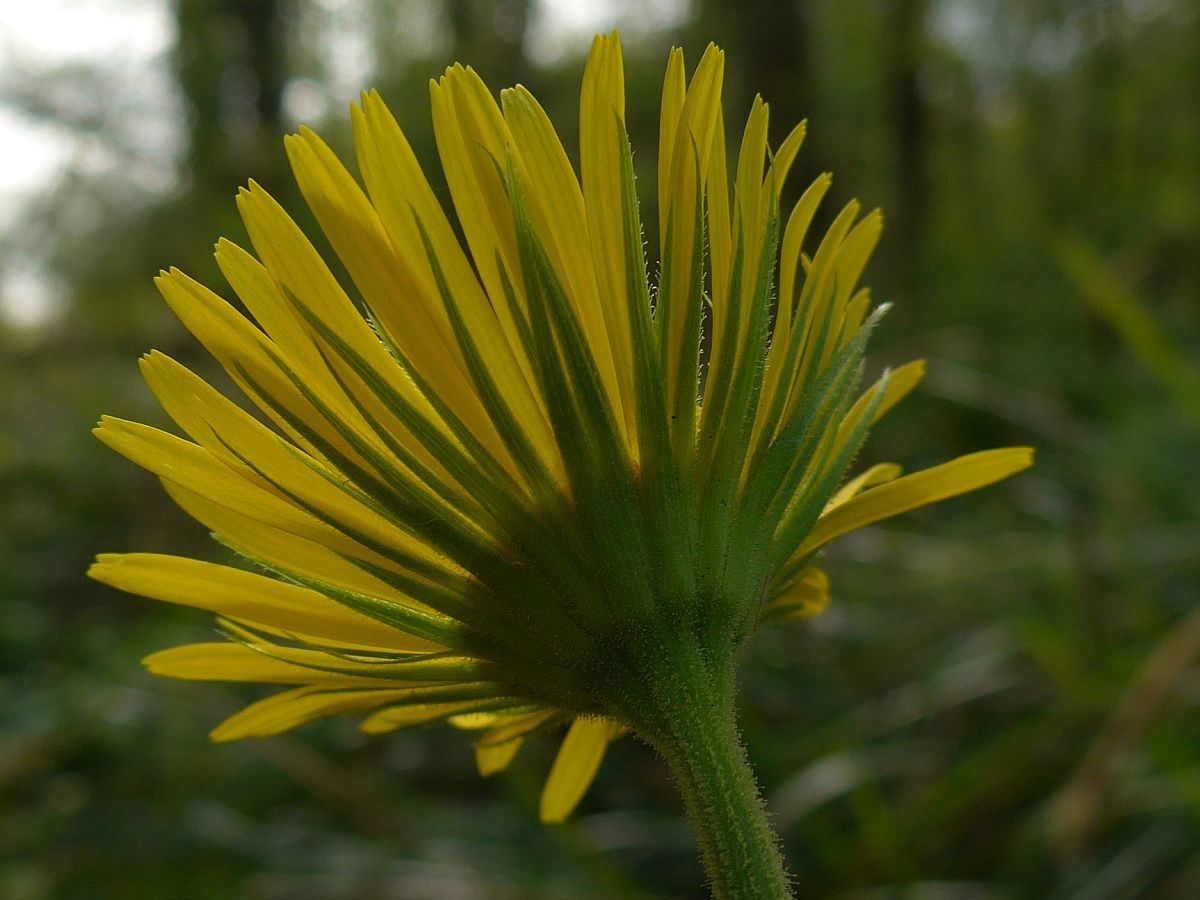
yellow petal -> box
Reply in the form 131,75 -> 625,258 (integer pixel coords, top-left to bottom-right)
283,128 -> 462,376
539,717 -> 617,824
815,210 -> 884,374
422,76 -> 569,488
89,553 -> 434,651
501,85 -> 626,443
140,352 -> 482,563
764,566 -> 830,620
830,360 -> 926,458
476,734 -> 525,777
351,89 -> 505,339
797,448 -> 1035,558
143,642 -> 399,685
776,174 -> 833,341
659,45 -> 724,421
94,418 -> 358,556
159,480 -> 436,611
232,185 -> 484,483
95,417 -> 450,580
154,268 -> 358,467
361,701 -> 492,735
473,708 -> 559,776
446,712 -> 502,730
283,129 -> 528,486
210,686 -> 422,742
351,91 -> 546,459
747,177 -> 832,455
138,350 -> 309,497
731,95 -> 769,268
705,97 -> 771,442
825,462 -> 904,512
235,182 -> 400,386
656,47 -> 687,247
780,200 -> 862,417
705,107 -> 732,325
477,709 -> 559,748
210,238 -> 325,380
579,32 -> 638,447
431,67 -> 519,277
764,120 -> 807,200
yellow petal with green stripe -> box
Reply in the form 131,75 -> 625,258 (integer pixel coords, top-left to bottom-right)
579,33 -> 638,448
89,553 -> 434,651
143,643 -> 410,685
159,480 -> 442,610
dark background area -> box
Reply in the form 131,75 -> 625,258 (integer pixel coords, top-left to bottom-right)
2,0 -> 1199,896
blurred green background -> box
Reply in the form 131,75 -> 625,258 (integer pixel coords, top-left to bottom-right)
2,0 -> 1198,897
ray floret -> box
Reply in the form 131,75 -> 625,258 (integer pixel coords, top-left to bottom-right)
91,30 -> 1032,895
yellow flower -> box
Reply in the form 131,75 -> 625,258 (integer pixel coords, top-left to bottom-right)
89,32 -> 1032,827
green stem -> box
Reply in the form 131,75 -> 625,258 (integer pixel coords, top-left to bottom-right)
627,637 -> 793,899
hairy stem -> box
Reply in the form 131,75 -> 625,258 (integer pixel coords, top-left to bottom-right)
628,636 -> 792,898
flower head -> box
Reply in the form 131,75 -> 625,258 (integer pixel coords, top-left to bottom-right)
90,32 -> 1031,824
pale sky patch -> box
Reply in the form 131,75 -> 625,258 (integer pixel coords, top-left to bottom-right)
0,0 -> 176,327
0,0 -> 688,327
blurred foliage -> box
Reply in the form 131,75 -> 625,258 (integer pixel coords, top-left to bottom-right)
2,0 -> 1199,896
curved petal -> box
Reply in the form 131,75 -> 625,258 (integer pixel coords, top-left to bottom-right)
764,566 -> 830,621
539,717 -> 623,824
797,448 -> 1035,559
210,686 -> 423,742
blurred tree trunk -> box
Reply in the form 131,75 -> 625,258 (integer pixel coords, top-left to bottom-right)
173,0 -> 292,196
691,0 -> 811,148
446,0 -> 531,85
886,0 -> 928,288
